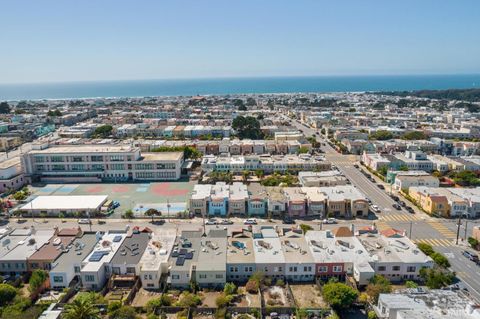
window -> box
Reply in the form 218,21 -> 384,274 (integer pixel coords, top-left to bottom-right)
110,155 -> 124,162
407,266 -> 416,273
74,266 -> 81,273
85,275 -> 95,282
318,266 -> 328,273
51,164 -> 66,171
172,275 -> 180,280
91,155 -> 103,162
333,266 -> 342,273
378,266 -> 386,271
199,274 -> 207,279
216,274 -> 223,279
392,266 -> 401,271
53,276 -> 63,283
50,156 -> 64,162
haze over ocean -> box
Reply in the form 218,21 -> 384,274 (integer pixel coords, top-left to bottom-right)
1,74 -> 479,101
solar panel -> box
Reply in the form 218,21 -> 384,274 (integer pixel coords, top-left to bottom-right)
113,235 -> 122,243
176,257 -> 185,266
88,251 -> 108,262
185,252 -> 193,259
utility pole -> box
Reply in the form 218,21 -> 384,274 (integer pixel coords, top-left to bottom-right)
456,214 -> 463,245
464,220 -> 468,241
409,221 -> 413,239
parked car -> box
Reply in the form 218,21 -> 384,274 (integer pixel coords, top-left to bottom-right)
406,206 -> 415,214
78,219 -> 91,224
354,164 -> 359,168
392,203 -> 402,210
371,205 -> 381,213
283,216 -> 295,224
390,194 -> 399,201
377,184 -> 385,190
463,250 -> 479,261
399,201 -> 407,207
220,219 -> 233,225
366,198 -> 372,204
112,201 -> 120,209
322,218 -> 337,224
205,218 -> 218,225
244,218 -> 257,225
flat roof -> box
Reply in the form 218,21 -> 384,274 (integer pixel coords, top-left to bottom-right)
20,195 -> 108,211
2,230 -> 55,261
280,230 -> 314,264
141,152 -> 183,161
139,230 -> 176,272
81,232 -> 127,272
111,232 -> 150,265
29,145 -> 136,154
197,230 -> 227,271
50,233 -> 98,273
227,230 -> 255,264
0,156 -> 21,170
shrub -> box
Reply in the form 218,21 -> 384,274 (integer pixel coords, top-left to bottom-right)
368,310 -> 378,319
431,252 -> 451,268
417,242 -> 434,256
0,283 -> 17,306
246,279 -> 259,294
224,282 -> 237,296
275,279 -> 285,287
322,282 -> 358,309
405,281 -> 418,288
468,237 -> 479,249
215,293 -> 233,308
264,277 -> 272,286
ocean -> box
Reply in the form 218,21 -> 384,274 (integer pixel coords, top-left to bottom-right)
0,74 -> 479,101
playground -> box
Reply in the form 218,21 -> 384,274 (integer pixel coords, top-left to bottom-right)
29,181 -> 195,218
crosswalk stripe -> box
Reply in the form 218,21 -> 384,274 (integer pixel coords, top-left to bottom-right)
413,238 -> 453,247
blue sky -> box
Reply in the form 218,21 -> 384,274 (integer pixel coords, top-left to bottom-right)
1,0 -> 479,84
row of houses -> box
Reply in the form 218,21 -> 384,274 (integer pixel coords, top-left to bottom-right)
115,124 -> 232,138
0,225 -> 434,291
190,183 -> 369,218
408,186 -> 480,218
201,154 -> 329,173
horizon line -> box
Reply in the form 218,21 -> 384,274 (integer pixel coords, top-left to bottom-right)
1,72 -> 480,86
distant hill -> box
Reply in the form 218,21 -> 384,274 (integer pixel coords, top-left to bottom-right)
377,88 -> 480,102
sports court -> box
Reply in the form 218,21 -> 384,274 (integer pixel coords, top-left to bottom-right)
30,181 -> 195,218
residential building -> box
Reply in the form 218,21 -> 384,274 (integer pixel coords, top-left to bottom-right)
169,230 -> 202,289
80,231 -> 127,290
49,232 -> 98,289
298,171 -> 348,187
110,232 -> 150,276
280,228 -> 315,282
139,230 -> 176,290
252,227 -> 286,280
227,229 -> 256,283
393,171 -> 439,191
196,230 -> 227,288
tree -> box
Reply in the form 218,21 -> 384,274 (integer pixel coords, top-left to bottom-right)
298,146 -> 310,154
175,292 -> 202,308
93,125 -> 113,138
419,267 -> 454,289
232,116 -> 263,139
254,170 -> 264,179
365,275 -> 392,303
378,166 -> 388,176
242,170 -> 250,182
145,208 -> 161,223
224,282 -> 237,296
430,252 -> 450,268
215,293 -> 233,308
299,224 -> 313,234
246,279 -> 260,293
28,269 -> 48,293
246,97 -> 257,106
63,298 -> 100,319
47,109 -> 62,116
0,102 -> 11,114
468,237 -> 479,249
124,209 -> 134,220
369,130 -> 393,141
402,131 -> 427,140
108,305 -> 138,319
0,283 -> 17,306
367,311 -> 378,319
322,281 -> 358,310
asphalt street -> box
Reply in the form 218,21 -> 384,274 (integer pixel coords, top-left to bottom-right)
288,116 -> 480,301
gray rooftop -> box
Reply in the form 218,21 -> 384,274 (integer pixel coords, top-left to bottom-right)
50,233 -> 98,273
111,232 -> 150,265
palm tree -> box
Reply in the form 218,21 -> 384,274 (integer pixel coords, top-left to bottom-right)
63,298 -> 100,319
242,170 -> 250,183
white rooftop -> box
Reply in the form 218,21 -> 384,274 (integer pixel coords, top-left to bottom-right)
20,195 -> 108,211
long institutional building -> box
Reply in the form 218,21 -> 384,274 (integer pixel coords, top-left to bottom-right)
21,142 -> 184,183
